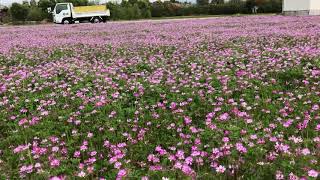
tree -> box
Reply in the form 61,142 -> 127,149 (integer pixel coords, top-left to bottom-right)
27,7 -> 44,21
10,3 -> 29,21
137,0 -> 152,18
56,0 -> 89,6
151,1 -> 165,17
38,0 -> 55,20
132,4 -> 141,19
197,0 -> 209,6
211,0 -> 224,4
30,0 -> 37,7
0,7 -> 9,23
128,0 -> 138,5
38,0 -> 56,11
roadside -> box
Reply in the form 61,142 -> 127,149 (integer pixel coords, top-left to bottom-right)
0,13 -> 277,27
114,13 -> 276,23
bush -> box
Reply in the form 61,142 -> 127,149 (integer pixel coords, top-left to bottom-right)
151,2 -> 166,17
56,0 -> 89,6
27,7 -> 44,21
209,2 -> 247,15
107,2 -> 143,20
137,0 -> 152,18
258,0 -> 282,13
132,4 -> 142,19
10,3 -> 29,21
176,5 -> 197,16
38,0 -> 56,20
0,8 -> 11,24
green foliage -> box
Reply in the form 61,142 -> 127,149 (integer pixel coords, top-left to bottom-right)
151,1 -> 166,17
132,4 -> 142,19
30,0 -> 38,7
258,0 -> 282,13
38,0 -> 56,11
137,0 -> 152,18
197,0 -> 209,6
108,1 -> 146,20
208,2 -> 248,15
38,0 -> 56,20
10,3 -> 29,21
274,68 -> 304,90
27,7 -> 44,21
56,0 -> 89,6
0,7 -> 10,23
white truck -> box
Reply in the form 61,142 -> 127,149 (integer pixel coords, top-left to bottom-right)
49,3 -> 110,24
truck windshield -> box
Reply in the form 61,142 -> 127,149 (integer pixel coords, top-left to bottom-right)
56,4 -> 68,14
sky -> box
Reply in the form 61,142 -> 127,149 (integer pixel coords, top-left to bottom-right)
0,0 -> 195,6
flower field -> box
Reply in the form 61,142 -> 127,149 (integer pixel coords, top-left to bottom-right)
0,16 -> 319,179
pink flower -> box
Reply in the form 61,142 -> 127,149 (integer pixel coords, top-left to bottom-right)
95,101 -> 104,107
185,157 -> 193,165
184,116 -> 192,124
216,165 -> 226,173
219,113 -> 230,121
170,102 -> 177,110
80,145 -> 87,151
149,165 -> 163,171
222,137 -> 229,143
112,92 -> 120,98
74,151 -> 81,158
78,171 -> 86,177
50,159 -> 60,167
87,132 -> 93,138
50,176 -> 65,180
18,118 -> 28,126
288,172 -> 299,180
308,169 -> 318,178
311,70 -> 320,76
117,169 -> 127,178
301,148 -> 310,155
276,170 -> 284,180
114,162 -> 122,169
236,143 -> 247,154
176,150 -> 185,160
181,164 -> 194,176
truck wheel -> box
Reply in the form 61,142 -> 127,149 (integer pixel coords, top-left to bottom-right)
92,17 -> 101,23
63,19 -> 70,24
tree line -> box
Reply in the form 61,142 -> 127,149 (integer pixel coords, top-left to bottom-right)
0,0 -> 282,23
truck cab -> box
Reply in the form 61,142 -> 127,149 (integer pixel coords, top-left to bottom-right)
53,3 -> 73,24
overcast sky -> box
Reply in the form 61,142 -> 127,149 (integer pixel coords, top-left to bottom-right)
0,0 -> 195,6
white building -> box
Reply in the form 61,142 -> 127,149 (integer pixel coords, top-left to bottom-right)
283,0 -> 320,15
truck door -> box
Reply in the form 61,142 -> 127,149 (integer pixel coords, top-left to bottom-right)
54,4 -> 71,24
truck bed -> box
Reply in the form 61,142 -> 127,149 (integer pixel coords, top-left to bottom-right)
73,5 -> 110,18
74,5 -> 106,13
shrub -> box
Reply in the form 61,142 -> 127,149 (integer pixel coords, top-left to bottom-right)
27,7 -> 44,21
0,7 -> 11,23
151,2 -> 166,17
137,0 -> 152,18
38,0 -> 56,20
209,2 -> 247,15
10,3 -> 29,21
258,0 -> 282,13
197,0 -> 209,6
56,0 -> 89,6
132,4 -> 142,19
